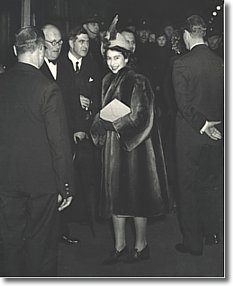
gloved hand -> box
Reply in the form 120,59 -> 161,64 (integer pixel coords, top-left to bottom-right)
100,118 -> 115,131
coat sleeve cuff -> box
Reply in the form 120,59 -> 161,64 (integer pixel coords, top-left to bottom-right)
200,120 -> 209,134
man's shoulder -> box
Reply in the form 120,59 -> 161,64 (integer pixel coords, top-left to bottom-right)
82,55 -> 99,70
5,63 -> 53,85
177,45 -> 223,66
0,63 -> 60,97
173,50 -> 198,72
57,54 -> 72,70
173,51 -> 191,64
58,53 -> 71,64
34,67 -> 60,92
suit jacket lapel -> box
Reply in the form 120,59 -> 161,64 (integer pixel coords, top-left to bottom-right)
40,62 -> 55,81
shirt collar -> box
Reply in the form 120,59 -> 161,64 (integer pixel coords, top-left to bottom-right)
68,51 -> 82,66
190,42 -> 205,50
44,57 -> 57,66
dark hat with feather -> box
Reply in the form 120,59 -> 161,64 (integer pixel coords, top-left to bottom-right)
101,15 -> 131,55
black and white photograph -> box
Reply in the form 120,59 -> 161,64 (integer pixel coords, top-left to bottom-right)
0,0 -> 225,279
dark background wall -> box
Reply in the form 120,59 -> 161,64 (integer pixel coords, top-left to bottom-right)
0,0 -> 224,66
32,0 -> 223,30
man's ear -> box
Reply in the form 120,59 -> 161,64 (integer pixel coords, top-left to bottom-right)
39,43 -> 44,51
83,23 -> 87,30
68,39 -> 73,49
183,30 -> 189,40
13,45 -> 17,57
184,30 -> 191,43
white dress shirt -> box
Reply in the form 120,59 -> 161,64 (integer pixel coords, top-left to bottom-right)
68,51 -> 82,72
44,57 -> 57,80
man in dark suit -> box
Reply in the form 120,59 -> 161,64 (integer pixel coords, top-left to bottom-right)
64,25 -> 101,230
40,24 -> 80,245
0,26 -> 75,276
173,15 -> 224,256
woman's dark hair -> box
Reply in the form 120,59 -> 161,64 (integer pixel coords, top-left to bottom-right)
104,46 -> 131,60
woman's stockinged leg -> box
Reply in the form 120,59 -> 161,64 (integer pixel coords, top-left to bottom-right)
124,217 -> 149,263
103,215 -> 128,264
112,215 -> 127,251
133,217 -> 147,251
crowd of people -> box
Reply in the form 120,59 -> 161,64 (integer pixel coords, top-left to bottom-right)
0,12 -> 224,276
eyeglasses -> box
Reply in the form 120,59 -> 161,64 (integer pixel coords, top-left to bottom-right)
45,39 -> 63,46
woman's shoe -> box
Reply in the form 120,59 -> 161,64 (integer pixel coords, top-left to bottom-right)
125,245 -> 150,263
103,246 -> 128,265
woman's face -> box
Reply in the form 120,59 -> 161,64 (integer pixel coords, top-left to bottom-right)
156,35 -> 167,47
106,50 -> 128,74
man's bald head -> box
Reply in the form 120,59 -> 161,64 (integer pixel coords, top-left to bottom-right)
42,24 -> 63,61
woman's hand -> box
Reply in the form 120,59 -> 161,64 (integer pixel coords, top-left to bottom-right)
100,119 -> 115,131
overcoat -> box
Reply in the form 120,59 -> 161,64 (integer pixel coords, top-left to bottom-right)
91,66 -> 169,218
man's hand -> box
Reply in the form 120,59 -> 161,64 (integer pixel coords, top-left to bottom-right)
204,121 -> 222,141
80,95 -> 90,110
58,195 -> 73,212
73,131 -> 88,143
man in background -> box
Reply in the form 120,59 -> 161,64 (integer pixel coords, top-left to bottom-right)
82,14 -> 106,77
207,27 -> 223,58
135,19 -> 152,79
121,29 -> 136,54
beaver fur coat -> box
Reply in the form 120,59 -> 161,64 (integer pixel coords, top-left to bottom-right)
91,66 -> 169,218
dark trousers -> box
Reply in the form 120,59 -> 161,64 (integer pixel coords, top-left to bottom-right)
0,192 -> 59,277
161,112 -> 178,209
176,137 -> 223,252
62,139 -> 97,233
74,139 -> 97,223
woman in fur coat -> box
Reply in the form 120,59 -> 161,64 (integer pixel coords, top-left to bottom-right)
91,20 -> 169,264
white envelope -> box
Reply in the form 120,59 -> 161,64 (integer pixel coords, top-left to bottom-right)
100,98 -> 131,122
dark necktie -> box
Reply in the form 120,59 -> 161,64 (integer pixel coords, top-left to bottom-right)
48,59 -> 57,65
75,61 -> 80,73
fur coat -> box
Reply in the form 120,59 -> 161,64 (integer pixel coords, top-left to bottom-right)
91,66 -> 169,218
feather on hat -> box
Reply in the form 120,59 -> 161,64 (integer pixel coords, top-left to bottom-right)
101,15 -> 131,55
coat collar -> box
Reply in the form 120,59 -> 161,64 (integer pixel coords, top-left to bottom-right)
103,66 -> 133,106
14,62 -> 40,73
190,43 -> 208,52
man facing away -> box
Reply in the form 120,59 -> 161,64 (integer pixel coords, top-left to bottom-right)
0,26 -> 75,276
173,15 -> 224,256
